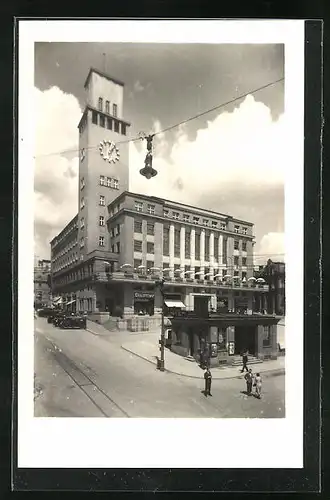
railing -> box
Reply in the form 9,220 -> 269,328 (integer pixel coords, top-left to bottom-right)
92,271 -> 269,290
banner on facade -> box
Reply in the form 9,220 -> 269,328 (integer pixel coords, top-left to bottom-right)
134,291 -> 155,301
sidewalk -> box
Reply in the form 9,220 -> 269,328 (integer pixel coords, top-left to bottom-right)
121,337 -> 285,380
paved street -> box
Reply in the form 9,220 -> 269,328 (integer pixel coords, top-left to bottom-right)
34,318 -> 285,418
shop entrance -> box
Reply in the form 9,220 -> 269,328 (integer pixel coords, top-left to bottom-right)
235,325 -> 257,356
194,295 -> 209,317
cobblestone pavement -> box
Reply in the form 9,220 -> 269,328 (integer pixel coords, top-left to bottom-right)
35,318 -> 285,418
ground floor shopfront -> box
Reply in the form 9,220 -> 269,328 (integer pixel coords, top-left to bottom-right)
56,279 -> 269,329
168,314 -> 280,364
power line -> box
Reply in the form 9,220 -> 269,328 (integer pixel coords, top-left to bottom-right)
34,76 -> 284,159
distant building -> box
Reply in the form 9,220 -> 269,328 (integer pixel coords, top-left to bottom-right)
254,259 -> 285,315
34,259 -> 52,307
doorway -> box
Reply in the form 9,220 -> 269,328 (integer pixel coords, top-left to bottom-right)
194,296 -> 209,317
235,325 -> 257,356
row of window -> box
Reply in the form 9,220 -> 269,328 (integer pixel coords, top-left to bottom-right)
100,176 -> 119,190
234,225 -> 248,235
134,220 -> 155,235
52,239 -> 78,262
92,110 -> 126,135
135,201 -> 155,214
98,97 -> 117,117
52,221 -> 78,248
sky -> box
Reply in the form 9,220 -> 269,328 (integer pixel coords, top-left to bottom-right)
34,42 -> 285,264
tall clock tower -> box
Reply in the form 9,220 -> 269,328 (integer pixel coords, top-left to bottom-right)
77,68 -> 130,258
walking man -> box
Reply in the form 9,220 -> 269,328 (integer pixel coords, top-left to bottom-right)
204,367 -> 212,396
244,368 -> 254,396
241,350 -> 249,372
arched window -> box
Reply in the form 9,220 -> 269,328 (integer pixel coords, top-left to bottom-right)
98,97 -> 103,111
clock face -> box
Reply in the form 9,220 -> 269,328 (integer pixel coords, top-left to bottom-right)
99,140 -> 120,163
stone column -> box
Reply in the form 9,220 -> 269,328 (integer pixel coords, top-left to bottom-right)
209,232 -> 214,276
169,224 -> 175,279
190,228 -> 195,275
256,325 -> 265,359
219,234 -> 223,266
123,284 -> 134,316
270,324 -> 278,359
180,226 -> 185,271
200,230 -> 205,275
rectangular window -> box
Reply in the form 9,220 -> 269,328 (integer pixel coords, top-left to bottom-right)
163,227 -> 169,256
134,259 -> 142,270
147,222 -> 154,235
242,271 -> 247,280
113,179 -> 119,190
220,222 -> 226,230
172,211 -> 179,220
147,204 -> 155,215
100,175 -> 105,186
164,209 -> 169,217
146,260 -> 154,272
99,236 -> 105,247
234,225 -> 240,233
80,217 -> 85,229
99,195 -> 105,206
116,224 -> 120,235
203,219 -> 209,226
99,216 -> 105,227
234,256 -> 239,266
147,242 -> 154,254
185,230 -> 191,258
99,115 -> 105,127
121,123 -> 126,135
113,103 -> 118,117
211,221 -> 217,228
242,257 -> 247,266
214,237 -> 219,258
106,177 -> 112,188
116,242 -> 120,253
193,216 -> 199,224
114,120 -> 119,133
134,220 -> 142,233
174,229 -> 180,257
92,111 -> 98,124
134,240 -> 142,252
98,97 -> 103,111
106,117 -> 112,130
195,233 -> 200,259
242,241 -> 247,251
105,100 -> 110,114
183,214 -> 189,222
205,234 -> 210,260
135,201 -> 143,212
234,240 -> 239,250
242,227 -> 248,235
222,237 -> 227,263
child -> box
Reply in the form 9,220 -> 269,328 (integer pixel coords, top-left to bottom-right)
254,373 -> 262,399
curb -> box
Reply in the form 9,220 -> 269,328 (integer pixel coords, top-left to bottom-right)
121,346 -> 285,380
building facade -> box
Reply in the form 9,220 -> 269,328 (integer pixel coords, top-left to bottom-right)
255,260 -> 285,316
50,68 -> 270,332
34,259 -> 52,307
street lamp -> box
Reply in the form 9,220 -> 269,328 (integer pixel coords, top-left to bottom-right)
139,133 -> 158,179
155,277 -> 165,371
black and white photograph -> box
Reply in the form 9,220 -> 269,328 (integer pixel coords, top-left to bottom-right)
18,20 -> 305,469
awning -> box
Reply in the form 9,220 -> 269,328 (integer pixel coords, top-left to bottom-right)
165,300 -> 186,308
66,299 -> 77,305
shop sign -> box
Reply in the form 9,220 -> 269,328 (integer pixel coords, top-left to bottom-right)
134,291 -> 155,300
228,341 -> 235,356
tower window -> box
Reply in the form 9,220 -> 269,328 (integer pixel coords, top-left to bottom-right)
106,117 -> 112,130
99,115 -> 105,128
113,103 -> 117,117
121,123 -> 126,136
114,120 -> 119,133
100,175 -> 105,186
113,179 -> 119,190
105,100 -> 110,114
98,97 -> 103,111
99,236 -> 105,247
92,111 -> 98,124
99,216 -> 105,226
99,195 -> 105,206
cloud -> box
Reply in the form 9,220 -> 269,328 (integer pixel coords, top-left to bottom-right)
256,232 -> 285,263
133,80 -> 145,92
34,86 -> 81,259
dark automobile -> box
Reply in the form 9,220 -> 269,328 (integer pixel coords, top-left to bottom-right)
53,312 -> 67,327
60,314 -> 86,329
37,307 -> 54,318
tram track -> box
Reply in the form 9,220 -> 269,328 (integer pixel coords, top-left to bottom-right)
42,334 -> 131,418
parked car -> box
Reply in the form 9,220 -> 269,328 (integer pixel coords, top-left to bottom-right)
53,312 -> 67,327
37,307 -> 54,318
60,314 -> 86,329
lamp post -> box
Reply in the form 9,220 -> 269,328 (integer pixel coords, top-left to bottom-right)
155,277 -> 165,371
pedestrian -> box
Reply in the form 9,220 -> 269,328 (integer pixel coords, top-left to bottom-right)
241,350 -> 249,372
254,372 -> 262,399
244,368 -> 253,395
204,367 -> 212,396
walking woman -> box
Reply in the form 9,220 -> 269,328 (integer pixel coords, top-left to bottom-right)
254,373 -> 262,399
